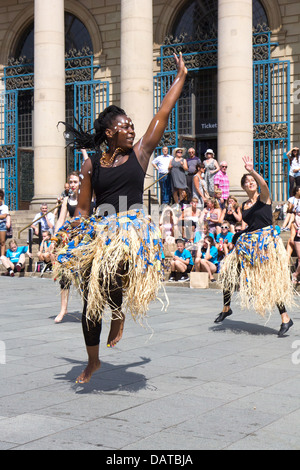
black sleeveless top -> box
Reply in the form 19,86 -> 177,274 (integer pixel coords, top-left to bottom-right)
67,199 -> 77,218
90,149 -> 145,214
232,196 -> 272,245
241,196 -> 272,232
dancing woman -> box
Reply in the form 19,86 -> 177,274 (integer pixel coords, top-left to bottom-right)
53,53 -> 187,383
215,156 -> 294,337
53,171 -> 80,323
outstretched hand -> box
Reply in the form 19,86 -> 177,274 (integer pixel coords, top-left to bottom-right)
243,155 -> 254,173
173,52 -> 188,76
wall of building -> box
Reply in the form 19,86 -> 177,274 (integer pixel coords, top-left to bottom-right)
0,0 -> 299,153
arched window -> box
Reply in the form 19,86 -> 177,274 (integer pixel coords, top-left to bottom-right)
13,12 -> 93,62
172,0 -> 269,40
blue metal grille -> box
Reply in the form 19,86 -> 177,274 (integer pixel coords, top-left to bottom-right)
154,30 -> 291,202
0,91 -> 18,209
1,53 -> 110,209
72,79 -> 110,170
253,59 -> 290,201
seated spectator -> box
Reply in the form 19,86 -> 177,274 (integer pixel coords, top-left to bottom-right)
178,197 -> 202,241
214,188 -> 225,210
0,189 -> 9,256
199,197 -> 222,236
169,238 -> 194,282
193,221 -> 214,244
178,188 -> 191,210
233,221 -> 243,236
6,214 -> 12,240
220,195 -> 242,232
194,235 -> 218,282
1,239 -> 32,276
215,223 -> 234,258
159,206 -> 178,244
281,186 -> 300,231
37,230 -> 52,265
31,203 -> 55,237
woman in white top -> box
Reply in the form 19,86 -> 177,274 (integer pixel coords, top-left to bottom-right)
287,146 -> 300,197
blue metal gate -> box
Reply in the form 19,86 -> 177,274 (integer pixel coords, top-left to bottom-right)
154,28 -> 291,202
253,59 -> 290,201
0,54 -> 110,210
0,90 -> 18,209
72,79 -> 110,170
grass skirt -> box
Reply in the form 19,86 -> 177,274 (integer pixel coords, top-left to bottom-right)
52,209 -> 165,324
218,226 -> 295,317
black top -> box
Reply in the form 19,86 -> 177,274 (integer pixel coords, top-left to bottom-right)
90,149 -> 145,214
232,196 -> 272,245
241,196 -> 272,232
67,199 -> 77,218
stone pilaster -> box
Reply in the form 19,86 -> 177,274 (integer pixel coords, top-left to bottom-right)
218,0 -> 253,197
120,0 -> 154,193
31,0 -> 66,209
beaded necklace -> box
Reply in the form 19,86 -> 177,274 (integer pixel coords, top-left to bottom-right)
100,147 -> 125,167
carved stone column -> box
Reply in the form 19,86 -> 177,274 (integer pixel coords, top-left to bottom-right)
218,0 -> 253,196
120,0 -> 154,195
32,0 -> 65,209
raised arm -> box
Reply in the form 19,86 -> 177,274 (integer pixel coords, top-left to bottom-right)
243,155 -> 271,204
134,53 -> 187,171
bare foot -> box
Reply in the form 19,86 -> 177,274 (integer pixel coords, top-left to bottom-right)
107,312 -> 125,348
54,311 -> 67,323
75,359 -> 101,384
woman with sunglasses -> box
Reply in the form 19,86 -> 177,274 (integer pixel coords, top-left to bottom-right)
215,156 -> 294,337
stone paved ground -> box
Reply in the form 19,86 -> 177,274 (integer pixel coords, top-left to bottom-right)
0,276 -> 300,450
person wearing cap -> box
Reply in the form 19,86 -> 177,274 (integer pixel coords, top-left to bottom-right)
203,149 -> 219,196
168,147 -> 188,203
152,146 -> 173,205
214,161 -> 230,200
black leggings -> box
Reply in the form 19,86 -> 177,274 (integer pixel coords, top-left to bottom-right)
223,289 -> 286,315
82,274 -> 123,347
223,261 -> 286,315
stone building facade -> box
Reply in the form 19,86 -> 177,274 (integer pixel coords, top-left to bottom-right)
0,0 -> 299,210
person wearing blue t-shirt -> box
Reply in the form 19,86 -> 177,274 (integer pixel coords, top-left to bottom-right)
215,223 -> 234,257
169,238 -> 194,282
195,235 -> 218,282
1,239 -> 32,276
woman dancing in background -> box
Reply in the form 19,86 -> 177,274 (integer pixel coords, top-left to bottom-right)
215,156 -> 294,337
53,53 -> 187,384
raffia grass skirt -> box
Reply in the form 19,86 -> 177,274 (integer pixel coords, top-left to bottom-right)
218,226 -> 295,317
52,209 -> 165,324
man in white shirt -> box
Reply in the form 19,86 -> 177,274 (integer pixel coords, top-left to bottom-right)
152,146 -> 173,204
31,203 -> 55,236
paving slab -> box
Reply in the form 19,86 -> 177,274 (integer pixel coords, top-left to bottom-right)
0,276 -> 300,451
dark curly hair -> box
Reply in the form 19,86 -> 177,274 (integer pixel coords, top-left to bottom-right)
93,105 -> 126,147
58,105 -> 126,150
